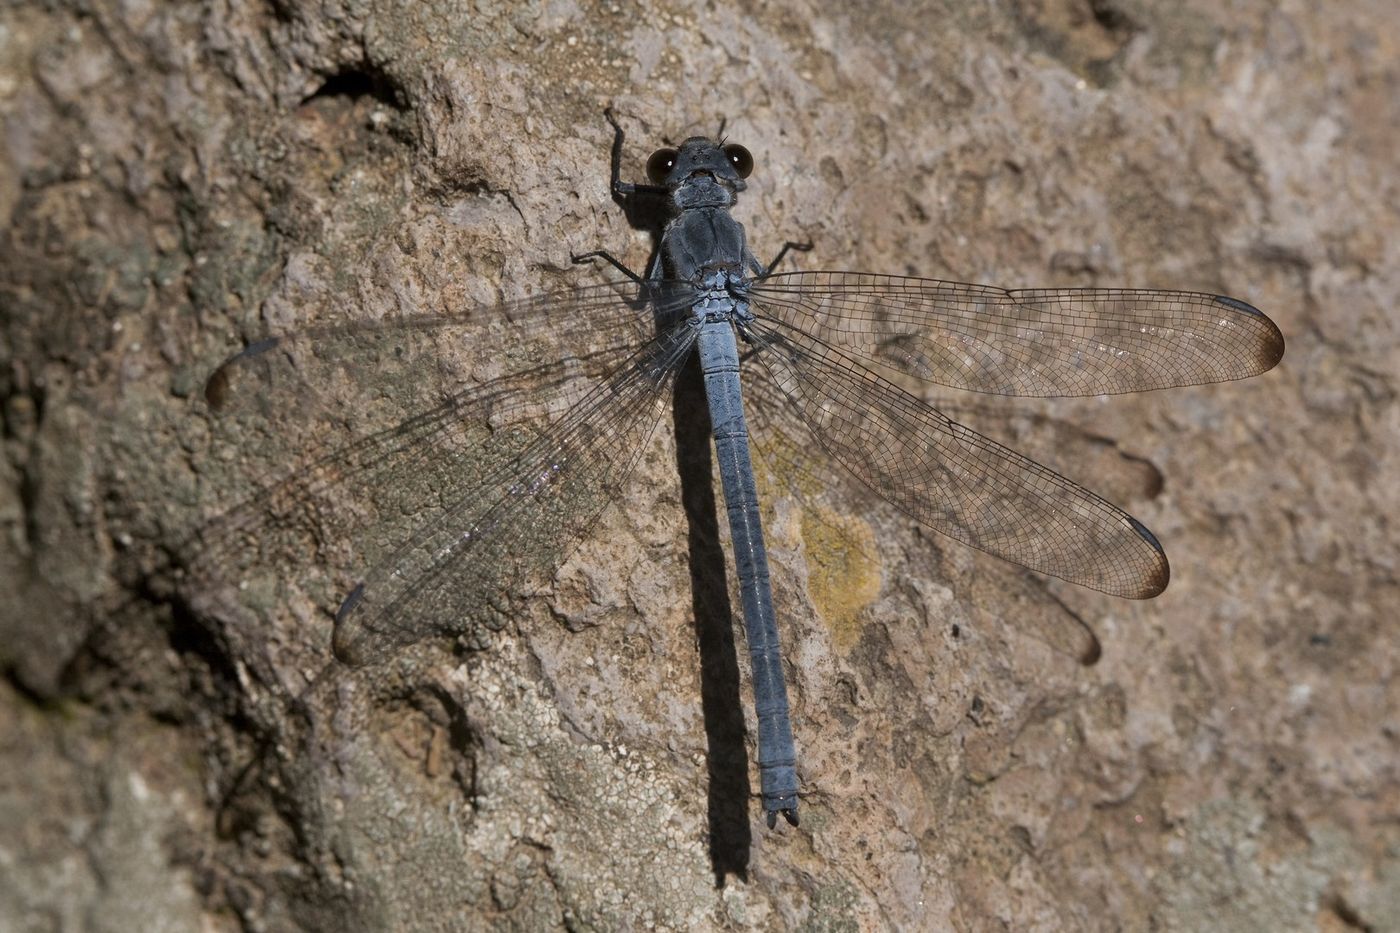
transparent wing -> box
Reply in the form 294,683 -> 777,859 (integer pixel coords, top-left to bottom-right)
204,280 -> 692,418
743,315 -> 1169,598
331,318 -> 699,665
749,272 -> 1285,397
190,282 -> 699,663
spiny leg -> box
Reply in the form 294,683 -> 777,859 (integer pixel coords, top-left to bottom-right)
603,107 -> 667,200
572,249 -> 645,284
764,240 -> 814,275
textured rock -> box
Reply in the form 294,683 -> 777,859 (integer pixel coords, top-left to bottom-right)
2,0 -> 1396,929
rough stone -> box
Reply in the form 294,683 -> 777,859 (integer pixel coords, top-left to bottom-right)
2,0 -> 1396,929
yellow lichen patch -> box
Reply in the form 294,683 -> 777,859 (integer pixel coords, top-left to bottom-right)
800,506 -> 882,654
750,424 -> 826,504
749,422 -> 882,650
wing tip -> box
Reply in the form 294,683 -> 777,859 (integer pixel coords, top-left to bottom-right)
204,337 -> 281,411
331,583 -> 370,666
1128,517 -> 1171,598
334,582 -> 365,623
1215,295 -> 1286,373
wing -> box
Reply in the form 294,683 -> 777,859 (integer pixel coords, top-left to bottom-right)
330,318 -> 699,665
749,271 -> 1284,397
204,280 -> 691,417
743,315 -> 1169,598
191,281 -> 699,663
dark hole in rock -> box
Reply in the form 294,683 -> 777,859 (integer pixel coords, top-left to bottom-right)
301,67 -> 406,110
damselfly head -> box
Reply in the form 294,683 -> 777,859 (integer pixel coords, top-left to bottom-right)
645,137 -> 754,188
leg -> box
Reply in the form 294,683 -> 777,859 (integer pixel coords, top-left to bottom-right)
584,110 -> 667,285
603,107 -> 666,201
764,240 -> 814,276
604,107 -> 636,199
572,249 -> 645,284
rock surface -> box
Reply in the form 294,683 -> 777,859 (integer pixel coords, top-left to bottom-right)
2,0 -> 1397,929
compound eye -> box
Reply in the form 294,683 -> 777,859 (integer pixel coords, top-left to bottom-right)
646,148 -> 678,184
723,144 -> 753,178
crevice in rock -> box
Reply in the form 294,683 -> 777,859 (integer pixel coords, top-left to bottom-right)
300,64 -> 408,112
